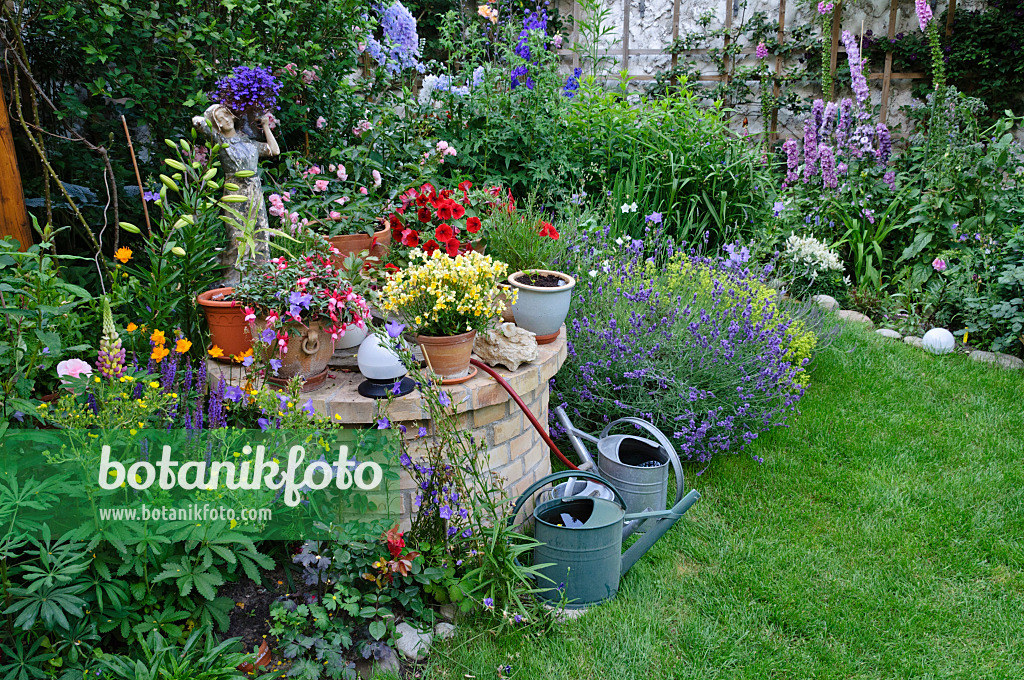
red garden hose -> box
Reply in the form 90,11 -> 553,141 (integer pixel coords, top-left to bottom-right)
469,358 -> 578,470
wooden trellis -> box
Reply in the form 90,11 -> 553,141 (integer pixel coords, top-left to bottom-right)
558,0 -> 938,133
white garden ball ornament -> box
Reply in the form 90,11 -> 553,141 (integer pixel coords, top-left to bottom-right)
921,328 -> 955,355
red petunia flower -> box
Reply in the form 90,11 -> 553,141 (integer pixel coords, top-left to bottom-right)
415,192 -> 429,207
384,263 -> 400,272
435,200 -> 455,221
458,180 -> 473,193
417,207 -> 432,223
419,182 -> 436,198
400,228 -> 420,248
451,203 -> 466,220
446,238 -> 461,257
423,239 -> 440,255
389,213 -> 404,230
539,221 -> 560,240
466,216 -> 482,234
435,223 -> 455,242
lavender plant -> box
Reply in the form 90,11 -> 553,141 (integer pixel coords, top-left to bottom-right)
554,226 -> 812,465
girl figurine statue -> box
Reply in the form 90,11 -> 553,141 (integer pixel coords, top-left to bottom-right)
192,104 -> 280,284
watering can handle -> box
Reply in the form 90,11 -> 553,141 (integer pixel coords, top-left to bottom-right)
600,417 -> 685,506
553,406 -> 598,469
507,470 -> 626,527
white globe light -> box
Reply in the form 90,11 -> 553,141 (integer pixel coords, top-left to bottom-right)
357,334 -> 405,380
922,328 -> 955,355
357,333 -> 414,399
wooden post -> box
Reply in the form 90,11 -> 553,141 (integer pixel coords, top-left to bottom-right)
945,0 -> 957,36
572,0 -> 581,72
670,0 -> 681,81
828,0 -> 843,100
880,0 -> 898,124
622,0 -> 631,76
723,0 -> 733,89
771,0 -> 787,142
0,69 -> 31,251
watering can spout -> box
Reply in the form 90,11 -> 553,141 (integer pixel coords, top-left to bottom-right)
619,489 -> 701,577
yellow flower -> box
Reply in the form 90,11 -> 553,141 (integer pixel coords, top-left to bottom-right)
126,323 -> 138,332
114,247 -> 133,264
208,345 -> 224,358
150,329 -> 166,345
175,338 -> 192,353
151,345 -> 170,363
149,381 -> 160,389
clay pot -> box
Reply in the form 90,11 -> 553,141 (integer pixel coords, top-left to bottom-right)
254,318 -> 337,381
237,640 -> 271,673
508,270 -> 575,344
328,226 -> 391,268
197,287 -> 251,361
416,330 -> 477,380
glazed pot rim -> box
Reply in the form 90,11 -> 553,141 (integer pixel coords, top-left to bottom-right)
415,329 -> 478,342
508,269 -> 577,292
197,286 -> 238,307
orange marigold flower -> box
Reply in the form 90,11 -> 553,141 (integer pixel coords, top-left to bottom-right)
151,345 -> 170,363
175,338 -> 192,353
150,329 -> 166,345
208,345 -> 225,358
114,247 -> 133,264
126,323 -> 138,332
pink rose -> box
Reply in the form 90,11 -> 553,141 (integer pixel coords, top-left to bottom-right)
337,165 -> 348,181
57,358 -> 93,386
316,116 -> 326,129
330,211 -> 341,220
313,179 -> 329,192
359,186 -> 368,195
372,170 -> 382,187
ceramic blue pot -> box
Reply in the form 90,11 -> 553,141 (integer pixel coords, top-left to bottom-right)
508,269 -> 575,343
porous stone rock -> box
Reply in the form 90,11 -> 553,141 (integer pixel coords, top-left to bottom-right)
395,622 -> 432,661
837,310 -> 874,328
876,328 -> 902,340
969,350 -> 1024,369
473,322 -> 539,372
904,336 -> 923,348
439,604 -> 457,621
812,294 -> 839,311
434,622 -> 457,640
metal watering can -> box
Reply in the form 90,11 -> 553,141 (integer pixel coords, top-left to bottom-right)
511,470 -> 700,609
554,407 -> 685,529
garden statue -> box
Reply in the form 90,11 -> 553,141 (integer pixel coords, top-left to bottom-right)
192,104 -> 280,285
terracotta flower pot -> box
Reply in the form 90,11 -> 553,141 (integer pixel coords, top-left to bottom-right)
416,330 -> 476,380
328,226 -> 391,268
508,270 -> 576,344
237,640 -> 272,673
197,287 -> 251,361
254,318 -> 337,382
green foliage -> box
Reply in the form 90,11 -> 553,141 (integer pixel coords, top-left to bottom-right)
111,134 -> 232,344
0,221 -> 93,423
484,194 -> 568,273
97,625 -> 250,680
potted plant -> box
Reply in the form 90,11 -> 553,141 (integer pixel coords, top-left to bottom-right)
265,156 -> 391,266
486,198 -> 571,343
380,249 -> 508,382
234,238 -> 372,386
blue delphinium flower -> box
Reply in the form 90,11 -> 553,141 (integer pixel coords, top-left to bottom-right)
214,65 -> 281,114
563,67 -> 582,98
365,2 -> 423,74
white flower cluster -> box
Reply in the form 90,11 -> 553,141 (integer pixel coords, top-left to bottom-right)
783,234 -> 843,276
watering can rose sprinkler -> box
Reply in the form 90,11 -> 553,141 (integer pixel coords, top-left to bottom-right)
510,470 -> 700,609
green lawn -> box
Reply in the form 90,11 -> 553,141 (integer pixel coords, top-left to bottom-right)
423,325 -> 1024,679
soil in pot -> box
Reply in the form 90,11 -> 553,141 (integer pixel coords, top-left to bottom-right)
515,272 -> 569,287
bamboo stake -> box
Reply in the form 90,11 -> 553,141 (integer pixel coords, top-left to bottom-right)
121,115 -> 152,239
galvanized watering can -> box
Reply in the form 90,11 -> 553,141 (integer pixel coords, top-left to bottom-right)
511,470 -> 700,609
554,407 -> 685,526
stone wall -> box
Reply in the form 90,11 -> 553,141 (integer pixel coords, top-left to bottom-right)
306,329 -> 567,524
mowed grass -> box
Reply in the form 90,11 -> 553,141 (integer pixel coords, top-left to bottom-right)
421,325 -> 1024,680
